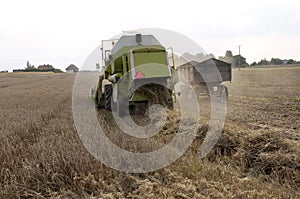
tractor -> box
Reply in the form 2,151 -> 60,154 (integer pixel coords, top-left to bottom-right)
94,34 -> 176,116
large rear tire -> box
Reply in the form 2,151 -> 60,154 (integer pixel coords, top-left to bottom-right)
139,84 -> 173,109
116,98 -> 127,117
95,90 -> 100,108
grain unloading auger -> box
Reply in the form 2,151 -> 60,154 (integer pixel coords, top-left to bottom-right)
94,34 -> 177,116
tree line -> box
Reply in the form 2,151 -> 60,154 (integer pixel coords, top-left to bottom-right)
174,51 -> 299,68
13,61 -> 63,73
218,51 -> 248,67
218,50 -> 300,67
250,58 -> 300,66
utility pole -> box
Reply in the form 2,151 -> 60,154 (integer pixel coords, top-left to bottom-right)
237,45 -> 241,71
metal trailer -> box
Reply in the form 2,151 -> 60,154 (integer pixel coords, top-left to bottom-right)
177,58 -> 232,98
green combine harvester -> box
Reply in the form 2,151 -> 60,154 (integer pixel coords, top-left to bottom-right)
95,34 -> 176,116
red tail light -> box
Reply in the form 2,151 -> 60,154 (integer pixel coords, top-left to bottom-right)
135,70 -> 145,79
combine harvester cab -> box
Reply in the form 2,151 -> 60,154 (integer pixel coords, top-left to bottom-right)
95,34 -> 176,116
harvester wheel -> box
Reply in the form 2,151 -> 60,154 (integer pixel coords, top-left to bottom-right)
116,98 -> 127,117
104,84 -> 112,110
95,90 -> 99,108
167,102 -> 174,110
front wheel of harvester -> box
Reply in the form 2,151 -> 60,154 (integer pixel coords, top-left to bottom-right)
95,89 -> 104,108
95,90 -> 100,108
104,84 -> 112,110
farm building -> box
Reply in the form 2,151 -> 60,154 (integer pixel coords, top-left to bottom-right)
177,58 -> 232,85
66,64 -> 79,73
37,64 -> 54,70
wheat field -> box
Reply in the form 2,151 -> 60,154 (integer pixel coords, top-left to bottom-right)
0,67 -> 299,198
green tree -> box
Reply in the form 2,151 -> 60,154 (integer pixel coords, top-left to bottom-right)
53,69 -> 63,73
207,53 -> 215,59
219,50 -> 234,64
287,59 -> 296,64
225,50 -> 233,58
257,58 -> 269,66
233,55 -> 248,67
250,62 -> 257,66
26,61 -> 35,69
270,58 -> 283,65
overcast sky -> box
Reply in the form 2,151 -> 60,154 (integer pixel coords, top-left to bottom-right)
0,0 -> 299,71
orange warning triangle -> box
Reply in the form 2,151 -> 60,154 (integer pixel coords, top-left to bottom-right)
135,70 -> 145,79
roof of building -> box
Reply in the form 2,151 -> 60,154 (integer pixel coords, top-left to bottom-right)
66,64 -> 79,70
37,64 -> 54,69
178,58 -> 230,68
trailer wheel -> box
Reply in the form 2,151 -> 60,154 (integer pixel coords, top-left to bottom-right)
104,84 -> 112,110
224,86 -> 228,100
218,85 -> 228,104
